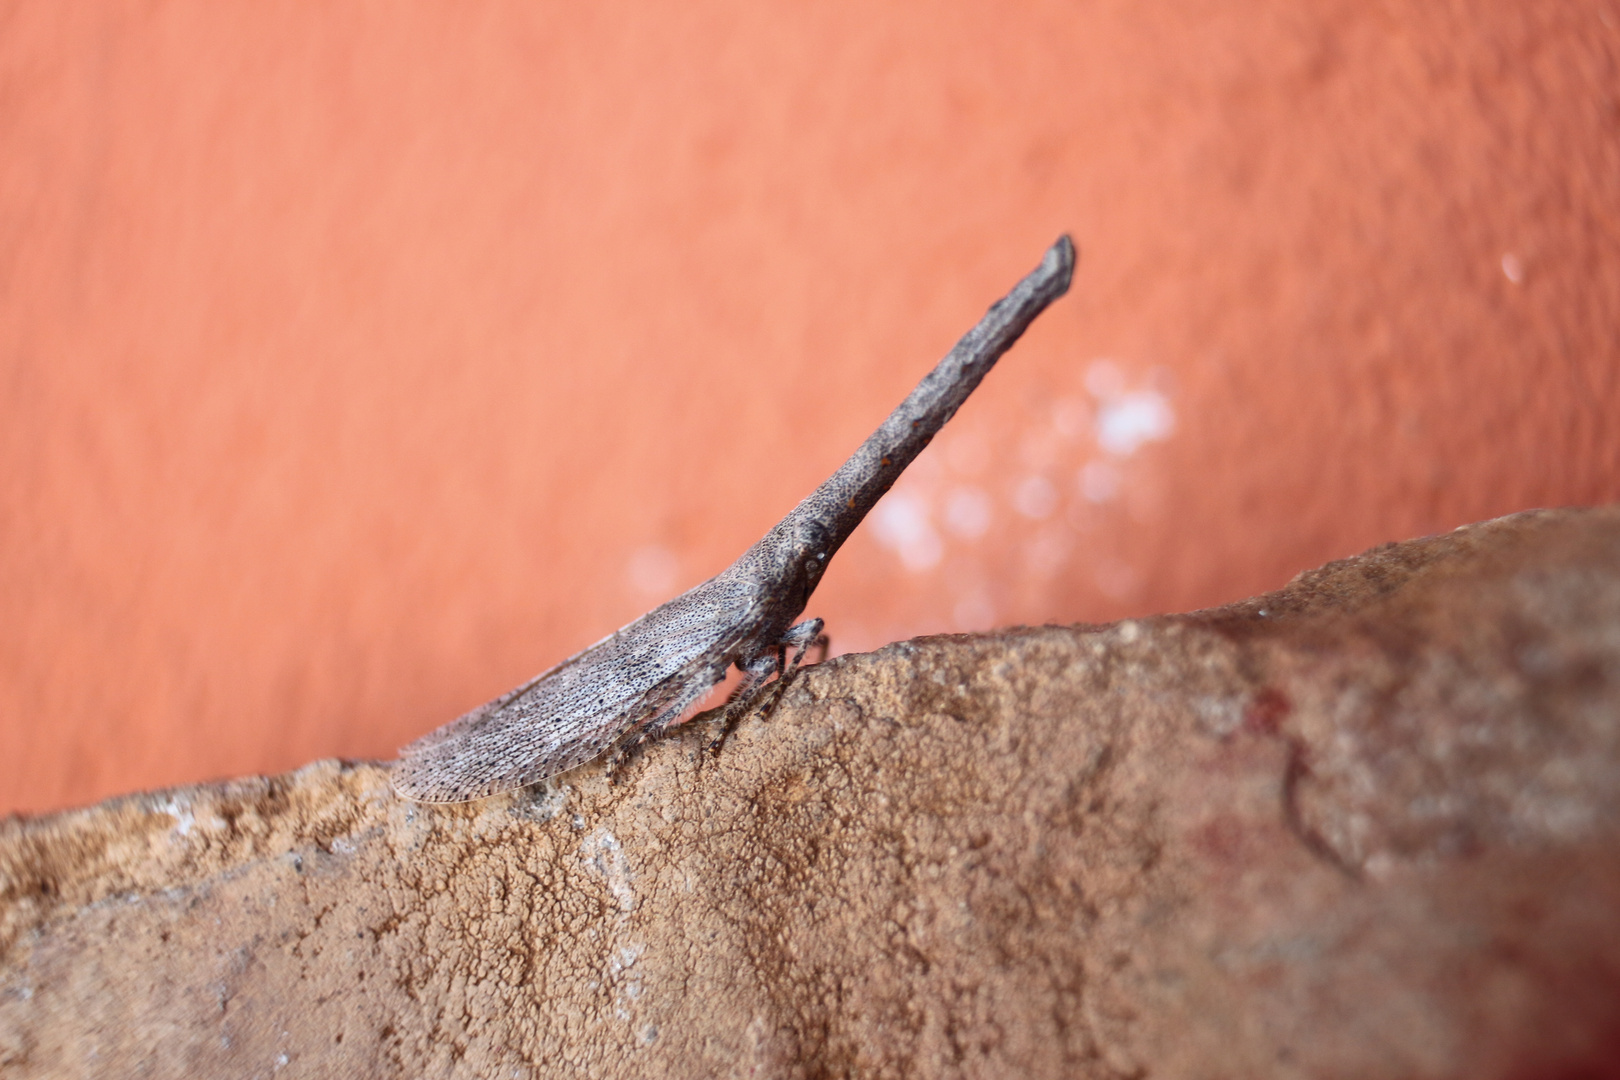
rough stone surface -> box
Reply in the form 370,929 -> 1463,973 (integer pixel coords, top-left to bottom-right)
3,507 -> 1620,1078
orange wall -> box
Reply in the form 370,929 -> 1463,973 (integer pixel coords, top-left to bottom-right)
3,3 -> 1617,815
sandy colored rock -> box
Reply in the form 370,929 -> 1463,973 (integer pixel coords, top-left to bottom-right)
3,507 -> 1620,1078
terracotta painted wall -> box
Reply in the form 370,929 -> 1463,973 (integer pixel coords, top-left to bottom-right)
2,3 -> 1617,815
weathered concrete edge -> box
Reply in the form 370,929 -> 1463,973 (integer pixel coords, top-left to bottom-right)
3,505 -> 1615,961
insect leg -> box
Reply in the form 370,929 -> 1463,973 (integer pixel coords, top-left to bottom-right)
604,666 -> 729,783
705,652 -> 781,756
706,618 -> 828,758
780,617 -> 828,671
747,618 -> 828,726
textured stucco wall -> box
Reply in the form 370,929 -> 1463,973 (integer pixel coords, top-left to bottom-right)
2,3 -> 1617,814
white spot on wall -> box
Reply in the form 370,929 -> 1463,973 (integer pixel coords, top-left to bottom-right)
1191,693 -> 1245,738
1095,558 -> 1141,600
1086,360 -> 1175,457
1501,253 -> 1524,284
1026,529 -> 1071,576
1080,461 -> 1120,503
871,490 -> 943,571
1095,390 -> 1175,456
952,590 -> 996,631
1085,359 -> 1126,399
943,486 -> 993,539
1051,396 -> 1089,439
1013,476 -> 1058,520
626,545 -> 679,599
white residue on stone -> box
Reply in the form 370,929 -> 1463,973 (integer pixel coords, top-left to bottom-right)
609,940 -> 646,1022
582,828 -> 637,914
1191,694 -> 1245,738
157,797 -> 195,838
520,779 -> 570,822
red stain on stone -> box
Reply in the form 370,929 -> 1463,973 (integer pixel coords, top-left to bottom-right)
1194,815 -> 1250,864
1244,688 -> 1293,737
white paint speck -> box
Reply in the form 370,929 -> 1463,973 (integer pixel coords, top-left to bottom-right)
521,779 -> 569,822
1501,253 -> 1524,284
1095,390 -> 1175,456
1084,360 -> 1175,457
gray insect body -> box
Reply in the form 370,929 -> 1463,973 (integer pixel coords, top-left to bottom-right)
393,236 -> 1075,803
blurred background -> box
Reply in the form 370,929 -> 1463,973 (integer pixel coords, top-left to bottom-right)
2,4 -> 1616,815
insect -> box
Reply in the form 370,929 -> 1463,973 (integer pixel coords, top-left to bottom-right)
393,236 -> 1075,802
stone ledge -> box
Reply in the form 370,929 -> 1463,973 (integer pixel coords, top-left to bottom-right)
4,507 -> 1619,1078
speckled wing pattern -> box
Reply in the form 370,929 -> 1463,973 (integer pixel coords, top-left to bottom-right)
392,575 -> 757,802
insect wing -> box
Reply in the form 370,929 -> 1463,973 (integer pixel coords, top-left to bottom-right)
392,576 -> 757,802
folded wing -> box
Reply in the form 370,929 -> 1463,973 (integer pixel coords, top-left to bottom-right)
392,575 -> 758,802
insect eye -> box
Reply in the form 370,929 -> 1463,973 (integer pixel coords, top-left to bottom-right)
798,519 -> 831,551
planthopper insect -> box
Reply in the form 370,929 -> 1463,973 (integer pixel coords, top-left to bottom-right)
392,236 -> 1076,802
